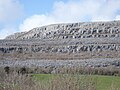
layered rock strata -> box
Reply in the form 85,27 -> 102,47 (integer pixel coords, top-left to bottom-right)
0,21 -> 120,68
1,38 -> 120,60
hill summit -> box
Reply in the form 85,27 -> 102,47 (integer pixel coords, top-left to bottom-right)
6,21 -> 120,40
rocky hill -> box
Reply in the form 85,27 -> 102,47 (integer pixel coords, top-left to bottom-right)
1,20 -> 120,59
5,21 -> 120,40
0,21 -> 120,68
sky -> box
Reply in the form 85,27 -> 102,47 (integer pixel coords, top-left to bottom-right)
0,0 -> 120,39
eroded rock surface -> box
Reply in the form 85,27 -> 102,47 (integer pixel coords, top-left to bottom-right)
0,21 -> 120,68
1,21 -> 120,59
5,21 -> 120,40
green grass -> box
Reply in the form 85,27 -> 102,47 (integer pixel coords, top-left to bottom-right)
32,74 -> 56,89
33,74 -> 55,83
95,75 -> 120,90
33,74 -> 120,90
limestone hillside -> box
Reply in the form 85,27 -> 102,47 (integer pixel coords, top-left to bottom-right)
1,21 -> 120,60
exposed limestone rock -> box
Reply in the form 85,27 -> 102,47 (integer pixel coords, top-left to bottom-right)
1,21 -> 120,60
6,32 -> 26,40
0,58 -> 120,68
5,21 -> 120,40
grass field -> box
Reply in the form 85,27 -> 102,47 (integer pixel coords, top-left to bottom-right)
33,74 -> 120,90
1,70 -> 120,90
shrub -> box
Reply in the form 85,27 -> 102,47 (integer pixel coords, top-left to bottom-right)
4,66 -> 10,74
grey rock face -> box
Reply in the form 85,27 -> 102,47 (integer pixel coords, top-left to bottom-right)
0,58 -> 120,68
1,21 -> 120,61
5,21 -> 120,40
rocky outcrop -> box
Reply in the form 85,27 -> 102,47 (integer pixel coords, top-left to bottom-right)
5,21 -> 120,40
0,58 -> 120,68
1,21 -> 120,60
6,32 -> 26,40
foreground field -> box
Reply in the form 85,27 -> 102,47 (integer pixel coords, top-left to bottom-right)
1,71 -> 120,90
33,74 -> 120,90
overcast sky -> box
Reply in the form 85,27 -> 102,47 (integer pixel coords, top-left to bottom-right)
0,0 -> 120,39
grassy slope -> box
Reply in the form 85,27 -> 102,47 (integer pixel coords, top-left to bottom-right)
33,74 -> 120,90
